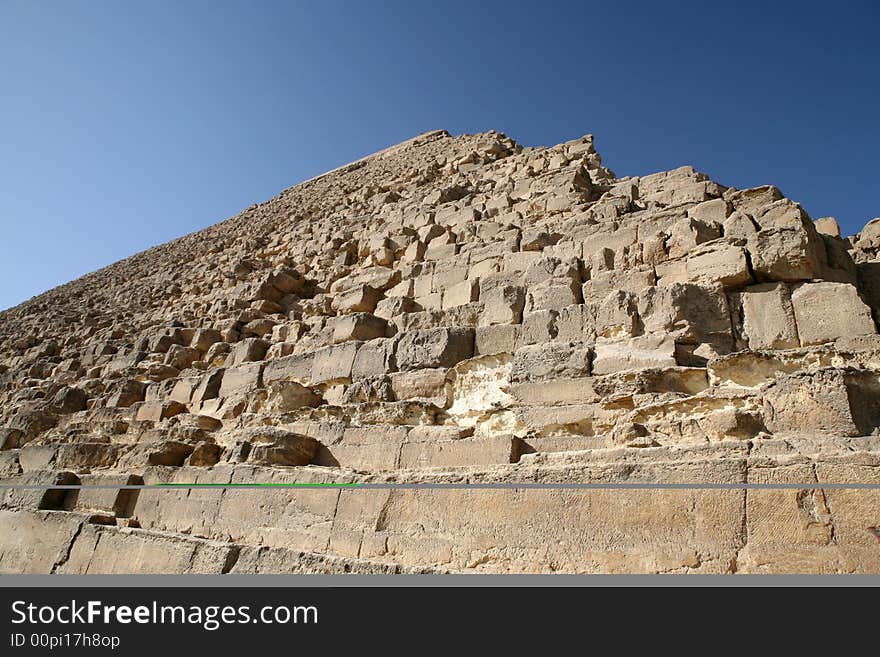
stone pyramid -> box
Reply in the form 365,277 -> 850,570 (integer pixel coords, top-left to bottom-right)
2,129 -> 880,574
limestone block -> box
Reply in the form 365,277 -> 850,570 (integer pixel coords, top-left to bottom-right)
527,283 -> 581,312
594,290 -> 640,340
332,284 -> 382,314
478,273 -> 525,326
754,199 -> 812,230
736,283 -> 799,349
687,198 -> 731,223
66,474 -> 142,517
248,433 -> 318,467
554,303 -> 597,342
3,471 -> 79,510
192,369 -> 225,403
667,217 -> 722,259
51,386 -> 87,414
136,400 -> 187,422
0,428 -> 23,451
723,210 -> 759,238
263,381 -> 322,412
375,295 -> 416,320
509,378 -> 598,405
592,367 -> 709,397
519,309 -> 557,345
146,441 -> 195,466
330,312 -> 387,343
106,379 -> 147,408
582,267 -> 655,303
503,251 -> 543,273
638,282 -> 732,346
218,362 -> 263,397
763,369 -> 880,437
442,279 -> 479,309
424,238 -> 457,261
262,352 -> 313,386
225,338 -> 268,367
474,325 -> 520,356
724,185 -> 783,216
469,256 -> 500,278
414,291 -> 443,311
352,338 -> 397,380
510,343 -> 591,382
311,342 -> 361,385
396,328 -> 474,371
0,510 -> 84,574
790,282 -> 875,345
814,217 -> 841,238
592,334 -> 677,375
390,368 -> 449,406
685,239 -> 753,288
433,255 -> 470,290
399,436 -> 524,469
748,228 -> 825,282
58,526 -> 238,574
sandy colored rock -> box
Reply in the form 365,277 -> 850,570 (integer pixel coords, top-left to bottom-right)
1,129 -> 879,575
790,282 -> 876,345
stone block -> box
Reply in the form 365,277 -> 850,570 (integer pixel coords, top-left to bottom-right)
686,239 -> 753,288
225,338 -> 268,367
311,342 -> 362,385
332,284 -> 382,314
735,283 -> 799,350
262,352 -> 314,386
399,436 -> 524,468
441,279 -> 479,309
592,335 -> 677,375
330,313 -> 387,343
136,400 -> 187,422
218,362 -> 263,397
748,228 -> 825,282
352,338 -> 397,380
790,282 -> 875,346
474,325 -> 520,356
478,274 -> 525,326
390,369 -> 449,406
510,343 -> 591,382
396,328 -> 475,370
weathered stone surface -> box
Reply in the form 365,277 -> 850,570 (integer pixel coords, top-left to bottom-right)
790,282 -> 875,345
748,228 -> 825,282
685,239 -> 752,288
263,381 -> 322,412
763,369 -> 880,437
592,335 -> 677,375
262,352 -> 313,386
330,313 -> 387,344
510,343 -> 591,382
396,328 -> 474,370
310,342 -> 361,385
2,129 -> 880,575
219,362 -> 263,397
735,283 -> 799,350
390,368 -> 449,406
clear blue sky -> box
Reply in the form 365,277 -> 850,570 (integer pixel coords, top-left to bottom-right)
1,1 -> 878,311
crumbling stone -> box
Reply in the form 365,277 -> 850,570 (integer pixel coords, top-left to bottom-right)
2,128 -> 880,575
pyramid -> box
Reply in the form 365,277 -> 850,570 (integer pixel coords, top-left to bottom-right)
2,129 -> 879,574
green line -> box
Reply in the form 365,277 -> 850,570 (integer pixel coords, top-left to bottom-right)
155,482 -> 361,487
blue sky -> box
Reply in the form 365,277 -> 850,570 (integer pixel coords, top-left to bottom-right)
1,1 -> 878,310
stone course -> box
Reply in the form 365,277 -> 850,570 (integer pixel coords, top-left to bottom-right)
2,129 -> 880,574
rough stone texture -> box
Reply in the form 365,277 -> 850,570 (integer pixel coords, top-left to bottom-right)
1,129 -> 880,574
790,282 -> 876,346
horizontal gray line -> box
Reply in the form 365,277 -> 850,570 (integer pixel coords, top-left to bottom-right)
3,483 -> 880,490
